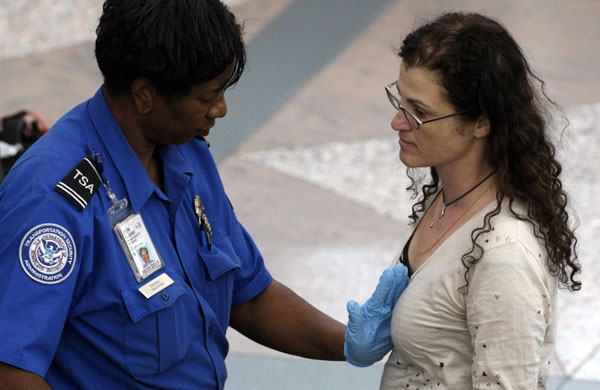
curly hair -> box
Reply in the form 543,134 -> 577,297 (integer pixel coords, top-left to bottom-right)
399,12 -> 581,292
95,0 -> 246,97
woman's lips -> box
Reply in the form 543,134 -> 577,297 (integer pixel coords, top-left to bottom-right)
399,137 -> 417,150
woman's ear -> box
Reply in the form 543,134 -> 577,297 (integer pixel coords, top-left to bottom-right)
474,114 -> 491,138
131,78 -> 156,115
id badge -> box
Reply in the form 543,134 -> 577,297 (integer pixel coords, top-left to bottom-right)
110,199 -> 164,283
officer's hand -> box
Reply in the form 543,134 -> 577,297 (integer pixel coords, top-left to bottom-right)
344,263 -> 409,367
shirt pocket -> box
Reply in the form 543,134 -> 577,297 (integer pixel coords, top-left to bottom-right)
121,278 -> 190,379
198,235 -> 241,328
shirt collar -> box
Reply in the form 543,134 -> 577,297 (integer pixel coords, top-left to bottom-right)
159,144 -> 194,218
87,87 -> 155,213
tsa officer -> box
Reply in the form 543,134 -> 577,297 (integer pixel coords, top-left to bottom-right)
0,0 -> 409,388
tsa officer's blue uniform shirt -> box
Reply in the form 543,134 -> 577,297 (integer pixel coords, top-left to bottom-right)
0,87 -> 272,389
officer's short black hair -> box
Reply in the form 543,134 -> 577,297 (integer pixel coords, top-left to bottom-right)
95,0 -> 246,97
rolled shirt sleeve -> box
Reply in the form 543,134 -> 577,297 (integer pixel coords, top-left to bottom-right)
0,166 -> 91,377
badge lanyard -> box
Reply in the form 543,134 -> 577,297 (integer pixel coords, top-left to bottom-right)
94,152 -> 165,283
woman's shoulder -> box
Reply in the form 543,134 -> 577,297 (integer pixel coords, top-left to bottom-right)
475,199 -> 548,272
478,200 -> 540,246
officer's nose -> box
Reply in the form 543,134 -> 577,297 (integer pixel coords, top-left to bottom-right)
208,94 -> 227,119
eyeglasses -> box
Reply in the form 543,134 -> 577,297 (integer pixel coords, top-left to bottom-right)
385,81 -> 467,129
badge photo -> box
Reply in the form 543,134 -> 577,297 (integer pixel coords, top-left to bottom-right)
114,213 -> 164,283
19,223 -> 77,284
134,242 -> 162,279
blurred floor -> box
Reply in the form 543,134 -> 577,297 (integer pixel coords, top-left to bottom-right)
1,0 -> 599,389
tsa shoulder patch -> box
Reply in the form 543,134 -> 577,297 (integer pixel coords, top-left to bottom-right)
55,156 -> 102,211
19,223 -> 77,284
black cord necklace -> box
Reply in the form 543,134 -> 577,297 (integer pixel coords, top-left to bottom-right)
439,170 -> 496,219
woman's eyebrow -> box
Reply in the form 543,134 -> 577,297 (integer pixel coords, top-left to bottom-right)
396,84 -> 431,109
407,97 -> 431,110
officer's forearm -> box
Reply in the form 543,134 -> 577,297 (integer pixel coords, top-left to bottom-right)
230,279 -> 346,360
0,362 -> 52,390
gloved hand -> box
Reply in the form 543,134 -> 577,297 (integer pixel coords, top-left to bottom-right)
344,263 -> 409,367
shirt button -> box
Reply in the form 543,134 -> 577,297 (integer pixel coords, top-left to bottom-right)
161,292 -> 169,301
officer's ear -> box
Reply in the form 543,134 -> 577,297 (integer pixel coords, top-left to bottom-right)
473,114 -> 491,138
131,78 -> 156,115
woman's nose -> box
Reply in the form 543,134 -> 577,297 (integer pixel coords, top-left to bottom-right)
391,110 -> 411,132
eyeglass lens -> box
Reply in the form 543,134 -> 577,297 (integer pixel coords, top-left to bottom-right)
401,110 -> 419,128
386,87 -> 420,129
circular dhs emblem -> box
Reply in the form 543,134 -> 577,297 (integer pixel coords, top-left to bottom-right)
19,223 -> 76,284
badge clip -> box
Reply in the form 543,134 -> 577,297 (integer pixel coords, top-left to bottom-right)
93,151 -> 131,227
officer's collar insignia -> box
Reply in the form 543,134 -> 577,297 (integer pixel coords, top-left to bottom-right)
55,156 -> 102,212
19,223 -> 76,284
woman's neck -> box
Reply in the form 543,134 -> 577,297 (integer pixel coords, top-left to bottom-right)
437,163 -> 495,205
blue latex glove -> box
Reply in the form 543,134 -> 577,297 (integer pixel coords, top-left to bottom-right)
344,263 -> 409,367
